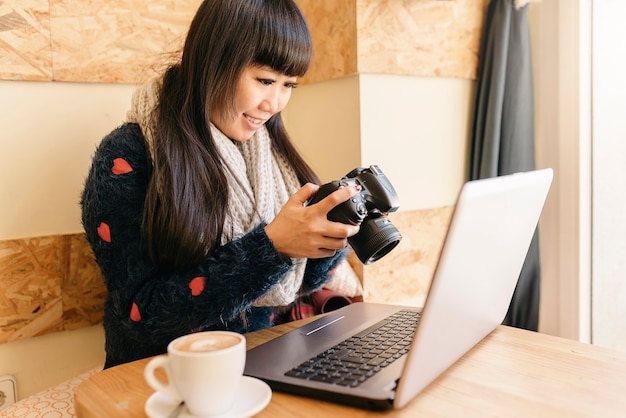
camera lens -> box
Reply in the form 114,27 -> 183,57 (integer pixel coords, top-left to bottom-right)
349,211 -> 402,264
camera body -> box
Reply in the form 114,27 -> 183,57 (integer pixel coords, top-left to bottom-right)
308,165 -> 402,264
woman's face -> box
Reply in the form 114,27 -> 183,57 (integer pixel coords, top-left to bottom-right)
210,65 -> 299,141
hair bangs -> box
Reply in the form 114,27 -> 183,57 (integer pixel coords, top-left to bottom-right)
253,1 -> 312,77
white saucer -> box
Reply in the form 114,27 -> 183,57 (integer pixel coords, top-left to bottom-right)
145,376 -> 272,418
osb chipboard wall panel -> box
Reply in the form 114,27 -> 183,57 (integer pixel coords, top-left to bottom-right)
0,1 -> 52,81
0,1 -> 200,83
297,0 -> 359,85
49,0 -> 201,83
0,236 -> 63,341
1,0 -> 486,84
63,233 -> 107,331
0,234 -> 106,343
299,0 -> 488,83
357,0 -> 489,79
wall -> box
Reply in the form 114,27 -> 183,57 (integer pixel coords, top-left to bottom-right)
0,81 -> 136,239
283,73 -> 473,306
591,1 -> 626,351
0,0 -> 198,83
529,0 -> 593,343
0,326 -> 104,400
283,0 -> 483,302
531,0 -> 626,352
0,0 -> 486,399
283,74 -> 473,210
0,81 -> 134,398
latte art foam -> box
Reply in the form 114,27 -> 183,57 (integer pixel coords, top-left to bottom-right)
174,333 -> 241,353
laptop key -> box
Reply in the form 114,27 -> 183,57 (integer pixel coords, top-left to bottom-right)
329,348 -> 351,360
311,375 -> 342,384
368,357 -> 386,366
343,355 -> 367,364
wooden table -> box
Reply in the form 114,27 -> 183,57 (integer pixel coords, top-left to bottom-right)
74,318 -> 626,417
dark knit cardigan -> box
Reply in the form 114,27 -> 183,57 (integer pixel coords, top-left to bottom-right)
81,123 -> 346,368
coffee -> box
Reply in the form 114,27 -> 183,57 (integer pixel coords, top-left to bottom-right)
145,330 -> 246,416
174,332 -> 241,353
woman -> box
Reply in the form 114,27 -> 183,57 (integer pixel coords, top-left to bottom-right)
81,0 -> 361,368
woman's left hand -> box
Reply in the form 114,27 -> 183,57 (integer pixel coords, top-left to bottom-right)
264,183 -> 361,258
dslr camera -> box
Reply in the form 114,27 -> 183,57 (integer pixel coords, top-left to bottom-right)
308,165 -> 402,264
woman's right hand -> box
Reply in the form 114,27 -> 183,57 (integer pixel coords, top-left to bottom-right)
264,183 -> 362,259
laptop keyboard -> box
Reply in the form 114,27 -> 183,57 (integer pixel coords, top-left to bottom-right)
284,309 -> 420,387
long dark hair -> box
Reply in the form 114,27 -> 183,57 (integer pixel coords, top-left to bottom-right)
143,0 -> 318,270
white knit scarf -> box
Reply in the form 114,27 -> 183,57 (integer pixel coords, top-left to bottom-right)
126,77 -> 305,306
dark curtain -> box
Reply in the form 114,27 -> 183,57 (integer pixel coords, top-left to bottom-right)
469,0 -> 540,331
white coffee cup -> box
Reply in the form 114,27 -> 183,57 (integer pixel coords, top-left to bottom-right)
144,331 -> 246,416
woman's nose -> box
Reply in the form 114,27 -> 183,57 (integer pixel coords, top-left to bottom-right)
261,87 -> 289,114
261,90 -> 279,114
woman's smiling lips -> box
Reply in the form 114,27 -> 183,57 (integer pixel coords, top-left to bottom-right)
244,114 -> 266,127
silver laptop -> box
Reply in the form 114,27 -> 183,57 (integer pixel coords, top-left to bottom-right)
244,168 -> 553,410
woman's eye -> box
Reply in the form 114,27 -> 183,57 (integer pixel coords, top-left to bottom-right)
285,82 -> 299,89
258,78 -> 274,86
